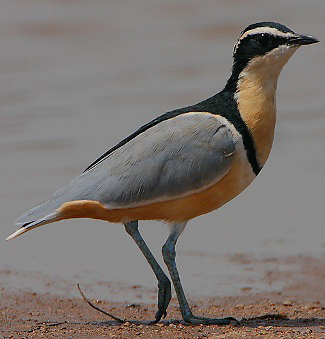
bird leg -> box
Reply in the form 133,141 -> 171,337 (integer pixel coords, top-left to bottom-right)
124,221 -> 172,323
162,222 -> 238,325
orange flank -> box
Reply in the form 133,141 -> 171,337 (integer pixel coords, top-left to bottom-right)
58,156 -> 254,224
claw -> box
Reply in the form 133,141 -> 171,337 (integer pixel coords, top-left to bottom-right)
154,277 -> 172,322
154,308 -> 168,323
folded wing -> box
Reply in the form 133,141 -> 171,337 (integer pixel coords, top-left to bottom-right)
15,113 -> 236,229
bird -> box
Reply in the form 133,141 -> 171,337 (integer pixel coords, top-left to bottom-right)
6,22 -> 318,325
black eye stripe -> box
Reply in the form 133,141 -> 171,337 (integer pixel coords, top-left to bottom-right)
237,34 -> 292,50
254,33 -> 290,42
232,32 -> 295,65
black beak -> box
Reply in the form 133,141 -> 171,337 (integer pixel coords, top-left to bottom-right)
289,34 -> 319,46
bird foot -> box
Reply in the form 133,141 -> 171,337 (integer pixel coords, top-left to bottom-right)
152,277 -> 172,323
183,313 -> 238,325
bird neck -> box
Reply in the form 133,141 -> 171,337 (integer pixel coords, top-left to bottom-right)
233,63 -> 279,166
225,47 -> 297,166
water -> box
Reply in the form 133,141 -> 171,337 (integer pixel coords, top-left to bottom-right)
1,0 -> 325,302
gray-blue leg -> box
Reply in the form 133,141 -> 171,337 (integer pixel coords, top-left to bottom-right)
162,222 -> 237,325
124,221 -> 171,323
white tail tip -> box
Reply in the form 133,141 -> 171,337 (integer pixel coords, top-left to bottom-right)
6,227 -> 28,240
6,211 -> 61,240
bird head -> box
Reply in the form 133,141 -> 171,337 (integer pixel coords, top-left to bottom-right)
225,22 -> 319,91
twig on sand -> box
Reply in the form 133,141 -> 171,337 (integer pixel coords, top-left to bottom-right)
77,283 -> 125,323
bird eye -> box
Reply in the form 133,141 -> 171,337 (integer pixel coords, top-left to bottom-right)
255,33 -> 270,47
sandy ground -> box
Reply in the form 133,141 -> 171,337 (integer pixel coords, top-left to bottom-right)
1,288 -> 325,338
1,255 -> 325,338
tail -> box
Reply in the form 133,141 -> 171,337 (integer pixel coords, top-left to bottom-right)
6,172 -> 99,240
6,212 -> 61,240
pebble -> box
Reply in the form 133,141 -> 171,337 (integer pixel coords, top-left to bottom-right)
126,303 -> 140,308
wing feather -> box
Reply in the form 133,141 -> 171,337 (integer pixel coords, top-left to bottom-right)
89,112 -> 236,208
15,112 -> 236,227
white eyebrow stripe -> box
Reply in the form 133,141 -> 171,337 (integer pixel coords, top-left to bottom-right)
240,27 -> 294,40
233,27 -> 296,54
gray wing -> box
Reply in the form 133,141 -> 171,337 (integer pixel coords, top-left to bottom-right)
88,112 -> 236,208
16,113 -> 236,226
